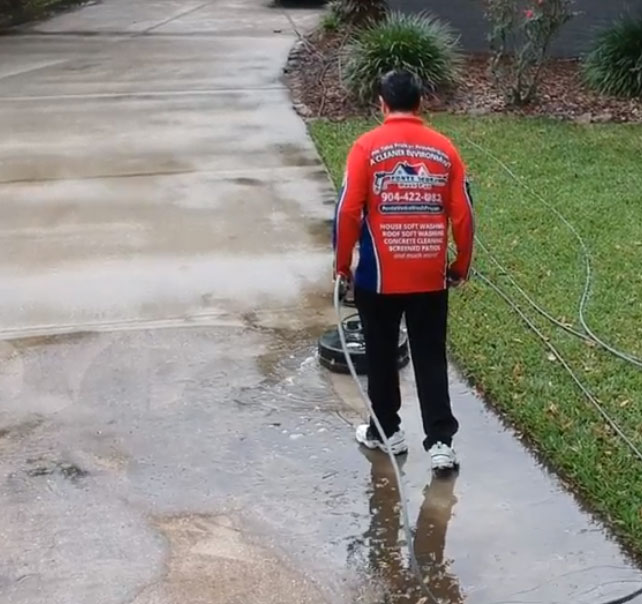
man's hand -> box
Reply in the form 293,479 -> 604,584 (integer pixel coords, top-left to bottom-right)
333,257 -> 352,285
447,268 -> 464,288
334,270 -> 352,302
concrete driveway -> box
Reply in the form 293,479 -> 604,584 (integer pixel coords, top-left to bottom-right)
1,1 -> 641,603
0,0 -> 329,335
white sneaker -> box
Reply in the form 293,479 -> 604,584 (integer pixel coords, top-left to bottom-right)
355,424 -> 408,456
429,442 -> 459,471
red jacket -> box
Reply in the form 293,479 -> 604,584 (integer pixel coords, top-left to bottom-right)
334,114 -> 474,294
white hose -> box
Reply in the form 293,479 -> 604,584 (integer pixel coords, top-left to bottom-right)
333,278 -> 440,603
460,135 -> 642,368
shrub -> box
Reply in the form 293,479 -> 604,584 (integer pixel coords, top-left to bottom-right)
330,0 -> 388,27
322,1 -> 342,32
1,0 -> 83,26
344,11 -> 462,106
583,16 -> 642,98
484,0 -> 576,105
0,0 -> 25,23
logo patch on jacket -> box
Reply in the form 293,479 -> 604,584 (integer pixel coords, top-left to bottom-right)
373,162 -> 448,194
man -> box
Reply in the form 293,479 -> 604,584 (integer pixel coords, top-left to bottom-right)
333,69 -> 474,471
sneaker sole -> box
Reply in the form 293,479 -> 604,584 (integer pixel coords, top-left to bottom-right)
374,440 -> 408,456
431,458 -> 460,472
356,436 -> 408,456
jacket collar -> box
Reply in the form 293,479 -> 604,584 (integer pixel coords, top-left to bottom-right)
383,113 -> 424,125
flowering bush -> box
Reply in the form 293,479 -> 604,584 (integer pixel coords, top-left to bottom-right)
484,0 -> 576,105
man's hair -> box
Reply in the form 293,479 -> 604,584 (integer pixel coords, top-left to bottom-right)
379,69 -> 421,112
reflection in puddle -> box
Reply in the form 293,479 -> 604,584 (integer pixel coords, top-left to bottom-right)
355,454 -> 464,603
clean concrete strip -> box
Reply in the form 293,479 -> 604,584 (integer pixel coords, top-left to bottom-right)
0,58 -> 70,82
0,164 -> 322,185
0,86 -> 287,102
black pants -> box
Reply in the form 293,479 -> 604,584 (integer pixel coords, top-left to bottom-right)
355,287 -> 459,450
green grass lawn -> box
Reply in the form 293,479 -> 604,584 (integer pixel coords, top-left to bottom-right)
309,115 -> 642,556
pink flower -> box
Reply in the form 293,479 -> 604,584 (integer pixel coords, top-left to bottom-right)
524,8 -> 535,18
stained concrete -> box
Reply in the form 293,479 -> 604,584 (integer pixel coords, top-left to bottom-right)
0,1 -> 641,603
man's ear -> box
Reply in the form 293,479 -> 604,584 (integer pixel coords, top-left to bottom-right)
379,96 -> 387,115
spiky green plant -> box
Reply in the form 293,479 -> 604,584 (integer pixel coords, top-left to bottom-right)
583,15 -> 642,98
333,0 -> 388,26
322,0 -> 343,32
344,11 -> 462,105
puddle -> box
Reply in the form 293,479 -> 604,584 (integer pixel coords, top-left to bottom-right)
235,333 -> 339,416
347,455 -> 464,603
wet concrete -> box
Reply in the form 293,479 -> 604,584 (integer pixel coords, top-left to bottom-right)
0,0 -> 328,334
1,1 -> 641,603
2,326 -> 642,603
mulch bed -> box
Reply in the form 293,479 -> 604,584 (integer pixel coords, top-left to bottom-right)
284,29 -> 642,123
